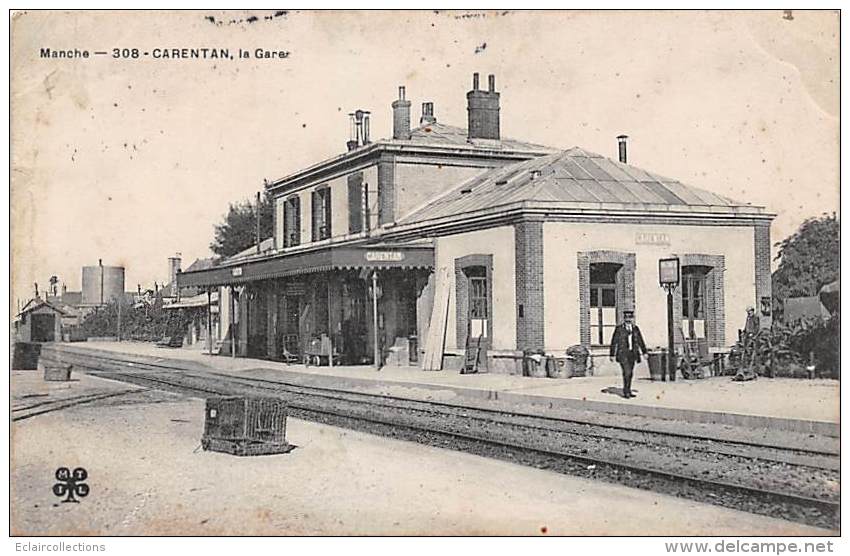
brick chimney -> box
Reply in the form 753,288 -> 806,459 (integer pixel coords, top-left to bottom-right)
392,86 -> 411,140
467,73 -> 500,141
420,102 -> 436,125
617,135 -> 628,163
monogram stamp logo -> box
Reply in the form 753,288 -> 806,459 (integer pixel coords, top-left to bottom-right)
52,467 -> 89,503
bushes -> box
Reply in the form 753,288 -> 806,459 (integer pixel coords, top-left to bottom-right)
78,298 -> 191,342
770,315 -> 840,379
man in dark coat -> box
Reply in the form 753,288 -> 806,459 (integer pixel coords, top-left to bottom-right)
609,308 -> 648,398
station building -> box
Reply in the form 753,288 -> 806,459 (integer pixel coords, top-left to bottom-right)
179,73 -> 774,374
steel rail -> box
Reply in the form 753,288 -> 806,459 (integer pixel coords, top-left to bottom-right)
85,368 -> 839,530
46,348 -> 838,457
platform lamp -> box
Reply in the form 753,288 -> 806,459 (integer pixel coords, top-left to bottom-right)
658,257 -> 680,382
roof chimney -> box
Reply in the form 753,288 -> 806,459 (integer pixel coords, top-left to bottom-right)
392,86 -> 412,140
347,109 -> 372,149
420,102 -> 436,125
467,73 -> 500,141
362,111 -> 371,145
617,135 -> 628,163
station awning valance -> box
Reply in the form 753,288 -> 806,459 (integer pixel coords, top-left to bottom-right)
177,242 -> 434,288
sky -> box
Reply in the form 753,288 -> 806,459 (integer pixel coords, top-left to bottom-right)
10,10 -> 839,306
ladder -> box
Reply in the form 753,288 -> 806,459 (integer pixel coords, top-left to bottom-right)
461,334 -> 483,374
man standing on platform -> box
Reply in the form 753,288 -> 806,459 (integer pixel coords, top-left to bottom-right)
609,307 -> 648,399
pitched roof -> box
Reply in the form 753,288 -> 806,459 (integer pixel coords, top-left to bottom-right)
400,147 -> 764,224
184,257 -> 217,273
17,297 -> 69,317
266,122 -> 556,194
225,237 -> 276,264
386,122 -> 557,153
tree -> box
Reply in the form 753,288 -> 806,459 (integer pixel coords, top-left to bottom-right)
772,213 -> 839,302
210,192 -> 274,257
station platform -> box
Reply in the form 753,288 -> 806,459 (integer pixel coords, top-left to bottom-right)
13,369 -> 830,535
43,341 -> 840,438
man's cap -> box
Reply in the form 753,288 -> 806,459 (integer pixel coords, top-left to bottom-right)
623,307 -> 635,316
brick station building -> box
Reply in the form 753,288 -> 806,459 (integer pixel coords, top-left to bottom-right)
179,73 -> 774,374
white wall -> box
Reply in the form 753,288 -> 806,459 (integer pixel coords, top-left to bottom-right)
435,226 -> 516,351
274,197 -> 285,249
543,222 -> 756,350
218,285 -> 230,341
330,175 -> 347,237
298,189 -> 311,242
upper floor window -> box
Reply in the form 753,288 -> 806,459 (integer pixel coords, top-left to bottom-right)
312,187 -> 332,241
348,172 -> 364,234
284,196 -> 301,247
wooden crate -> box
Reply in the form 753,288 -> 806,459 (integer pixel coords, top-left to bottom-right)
201,397 -> 291,456
12,342 -> 42,370
42,363 -> 72,382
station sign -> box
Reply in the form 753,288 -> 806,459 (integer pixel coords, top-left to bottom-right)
365,251 -> 406,262
231,267 -> 243,277
636,232 -> 671,246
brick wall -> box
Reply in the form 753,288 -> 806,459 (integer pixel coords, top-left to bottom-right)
514,219 -> 544,351
377,154 -> 395,226
753,224 -> 772,329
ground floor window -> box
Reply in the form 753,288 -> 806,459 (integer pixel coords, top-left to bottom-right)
589,262 -> 620,346
455,255 -> 493,349
577,252 -> 635,349
674,255 -> 725,348
467,266 -> 489,339
682,265 -> 710,339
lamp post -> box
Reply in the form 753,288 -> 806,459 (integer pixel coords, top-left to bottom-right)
659,257 -> 680,382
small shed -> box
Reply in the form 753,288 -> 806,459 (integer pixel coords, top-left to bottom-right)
14,298 -> 68,342
782,296 -> 830,323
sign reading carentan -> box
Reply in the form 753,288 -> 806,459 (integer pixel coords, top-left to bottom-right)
635,232 -> 671,246
365,251 -> 406,262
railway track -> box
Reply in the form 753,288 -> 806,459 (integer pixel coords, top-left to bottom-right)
217,373 -> 840,470
48,353 -> 838,531
11,389 -> 142,421
41,347 -> 839,457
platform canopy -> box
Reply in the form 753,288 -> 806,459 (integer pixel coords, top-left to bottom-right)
178,240 -> 434,288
